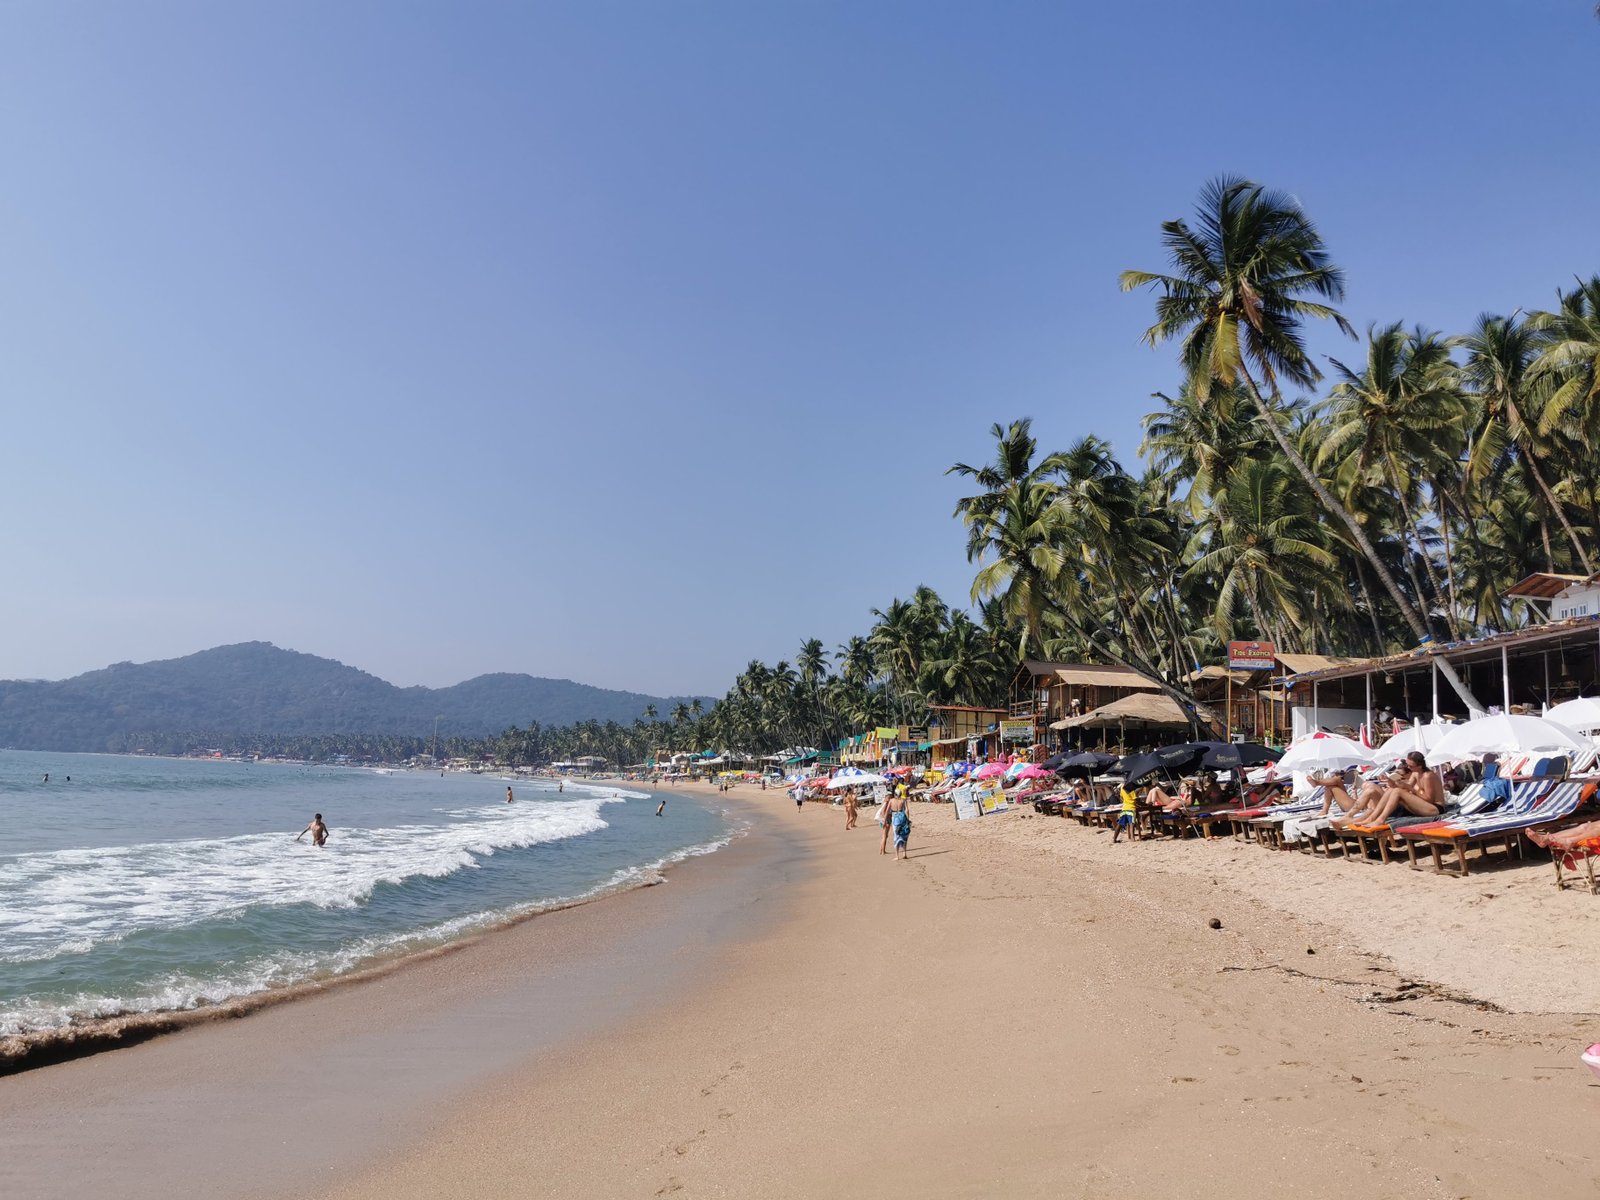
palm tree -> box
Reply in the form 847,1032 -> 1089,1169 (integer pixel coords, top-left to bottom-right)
1121,175 -> 1482,710
1186,457 -> 1338,648
948,419 -> 1072,654
1457,312 -> 1594,575
952,419 -> 1207,728
1529,276 -> 1600,539
1320,322 -> 1469,638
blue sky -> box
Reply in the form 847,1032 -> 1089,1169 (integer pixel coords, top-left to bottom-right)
2,1 -> 1596,697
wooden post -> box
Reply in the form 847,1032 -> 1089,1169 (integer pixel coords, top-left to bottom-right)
1365,672 -> 1373,744
1432,658 -> 1439,721
1502,645 -> 1512,713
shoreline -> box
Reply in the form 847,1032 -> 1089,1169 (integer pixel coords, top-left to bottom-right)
0,773 -> 722,1074
0,783 -> 796,1200
0,815 -> 733,1075
9,783 -> 1600,1198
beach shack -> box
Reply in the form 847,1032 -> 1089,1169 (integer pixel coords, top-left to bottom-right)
1008,661 -> 1162,755
1282,594 -> 1600,738
1185,652 -> 1365,744
924,705 -> 1007,766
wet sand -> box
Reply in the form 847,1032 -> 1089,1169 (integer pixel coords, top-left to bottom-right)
7,784 -> 1600,1199
0,793 -> 792,1200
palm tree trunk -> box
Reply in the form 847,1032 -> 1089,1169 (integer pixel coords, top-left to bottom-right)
1436,494 -> 1463,637
1508,396 -> 1596,574
1383,457 -> 1459,641
1237,368 -> 1484,712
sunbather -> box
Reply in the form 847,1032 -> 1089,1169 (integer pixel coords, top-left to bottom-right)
1331,763 -> 1410,826
1146,778 -> 1194,813
1335,753 -> 1443,827
1526,787 -> 1600,848
1527,821 -> 1600,850
1306,769 -> 1366,818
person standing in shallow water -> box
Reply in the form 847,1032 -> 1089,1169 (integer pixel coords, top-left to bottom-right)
506,786 -> 514,803
296,813 -> 329,847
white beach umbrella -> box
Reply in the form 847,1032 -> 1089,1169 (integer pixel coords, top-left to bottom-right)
1546,697 -> 1600,734
1423,713 -> 1590,767
1274,731 -> 1375,774
1373,721 -> 1449,765
828,768 -> 888,788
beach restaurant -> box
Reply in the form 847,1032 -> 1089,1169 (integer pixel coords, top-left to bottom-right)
1008,660 -> 1163,755
1185,650 -> 1367,744
1282,583 -> 1600,736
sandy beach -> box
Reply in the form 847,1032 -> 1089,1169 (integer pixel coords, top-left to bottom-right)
7,782 -> 1600,1199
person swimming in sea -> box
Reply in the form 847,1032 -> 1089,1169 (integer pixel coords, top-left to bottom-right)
296,813 -> 330,847
655,798 -> 666,816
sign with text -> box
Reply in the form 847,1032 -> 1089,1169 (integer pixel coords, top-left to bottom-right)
952,784 -> 981,820
1227,640 -> 1277,671
976,783 -> 1009,814
999,719 -> 1034,742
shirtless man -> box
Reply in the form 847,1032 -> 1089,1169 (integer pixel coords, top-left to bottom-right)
296,813 -> 330,847
506,786 -> 514,803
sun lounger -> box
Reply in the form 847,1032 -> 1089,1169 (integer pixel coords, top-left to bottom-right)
1399,781 -> 1581,877
1550,823 -> 1600,893
1233,790 -> 1325,845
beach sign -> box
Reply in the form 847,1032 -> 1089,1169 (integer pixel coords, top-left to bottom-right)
1227,640 -> 1276,671
999,719 -> 1033,742
952,784 -> 981,820
976,783 -> 1009,815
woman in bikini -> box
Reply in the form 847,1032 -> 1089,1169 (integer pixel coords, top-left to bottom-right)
1340,753 -> 1443,827
1145,777 -> 1194,813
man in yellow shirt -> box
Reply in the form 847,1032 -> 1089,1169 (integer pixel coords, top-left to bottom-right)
1112,784 -> 1140,843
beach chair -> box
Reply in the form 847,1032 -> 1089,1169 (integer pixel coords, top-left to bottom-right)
1399,781 -> 1577,877
1220,787 -> 1308,841
1567,747 -> 1600,777
1552,829 -> 1600,894
1241,790 -> 1327,848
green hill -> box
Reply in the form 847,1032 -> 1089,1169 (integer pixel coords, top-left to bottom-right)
0,642 -> 708,752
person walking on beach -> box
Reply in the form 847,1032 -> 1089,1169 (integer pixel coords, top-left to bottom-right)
506,785 -> 515,803
886,788 -> 912,860
296,813 -> 330,847
875,786 -> 893,854
843,787 -> 859,830
1112,784 -> 1139,843
795,785 -> 805,811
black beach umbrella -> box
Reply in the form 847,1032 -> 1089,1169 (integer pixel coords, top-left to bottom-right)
1231,743 -> 1282,768
1159,741 -> 1246,770
1115,744 -> 1204,784
1055,750 -> 1117,779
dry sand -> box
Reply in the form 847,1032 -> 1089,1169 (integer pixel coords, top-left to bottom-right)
8,782 -> 1600,1199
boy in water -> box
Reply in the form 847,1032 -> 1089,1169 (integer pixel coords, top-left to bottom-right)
506,786 -> 515,803
297,813 -> 330,847
655,798 -> 667,816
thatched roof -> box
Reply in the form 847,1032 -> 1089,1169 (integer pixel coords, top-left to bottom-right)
1051,692 -> 1191,729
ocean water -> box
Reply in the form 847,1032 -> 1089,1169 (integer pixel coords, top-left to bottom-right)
0,751 -> 730,1039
